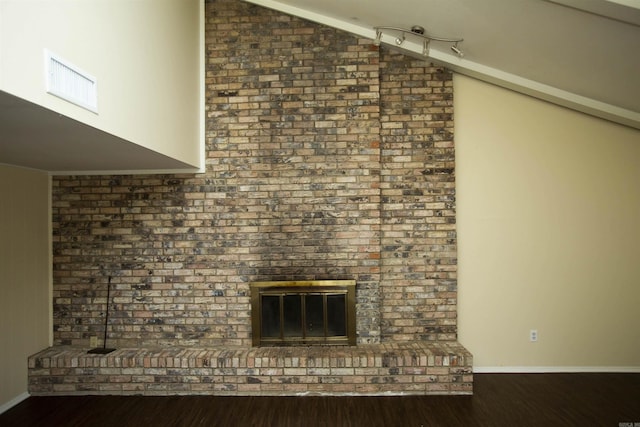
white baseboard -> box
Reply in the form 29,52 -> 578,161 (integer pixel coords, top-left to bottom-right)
0,392 -> 30,415
473,366 -> 640,373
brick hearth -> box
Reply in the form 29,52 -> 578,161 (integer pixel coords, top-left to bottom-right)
29,343 -> 472,396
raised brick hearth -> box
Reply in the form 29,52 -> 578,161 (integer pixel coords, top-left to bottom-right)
29,343 -> 472,396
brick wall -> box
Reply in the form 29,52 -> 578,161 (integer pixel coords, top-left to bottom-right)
51,0 -> 456,349
379,55 -> 457,341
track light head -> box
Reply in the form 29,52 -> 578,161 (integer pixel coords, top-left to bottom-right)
373,30 -> 382,46
423,39 -> 430,57
451,43 -> 464,57
395,34 -> 405,45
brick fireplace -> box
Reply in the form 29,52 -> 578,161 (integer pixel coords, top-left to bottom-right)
29,0 -> 471,396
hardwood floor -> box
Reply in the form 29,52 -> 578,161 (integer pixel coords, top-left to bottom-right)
2,374 -> 639,426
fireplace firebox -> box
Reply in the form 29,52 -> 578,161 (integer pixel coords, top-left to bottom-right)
250,280 -> 356,346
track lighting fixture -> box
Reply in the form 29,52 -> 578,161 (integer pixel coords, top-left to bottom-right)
372,25 -> 464,58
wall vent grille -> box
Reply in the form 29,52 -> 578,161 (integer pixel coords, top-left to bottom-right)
45,50 -> 98,113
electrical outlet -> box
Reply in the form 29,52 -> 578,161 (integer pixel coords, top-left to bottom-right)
529,329 -> 538,342
90,336 -> 98,347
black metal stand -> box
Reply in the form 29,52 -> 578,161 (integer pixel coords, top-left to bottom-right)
88,276 -> 116,354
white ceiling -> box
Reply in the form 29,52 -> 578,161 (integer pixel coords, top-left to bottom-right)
1,0 -> 638,174
246,0 -> 640,129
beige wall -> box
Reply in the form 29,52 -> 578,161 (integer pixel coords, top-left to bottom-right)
0,0 -> 202,167
0,165 -> 50,409
456,74 -> 640,370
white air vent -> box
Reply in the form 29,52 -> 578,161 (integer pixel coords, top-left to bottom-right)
45,50 -> 98,113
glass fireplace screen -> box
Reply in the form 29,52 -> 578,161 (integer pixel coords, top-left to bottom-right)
250,280 -> 356,346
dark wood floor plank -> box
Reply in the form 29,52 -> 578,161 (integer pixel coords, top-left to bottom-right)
2,374 -> 639,426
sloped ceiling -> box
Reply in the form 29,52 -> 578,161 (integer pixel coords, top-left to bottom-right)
245,0 -> 640,130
